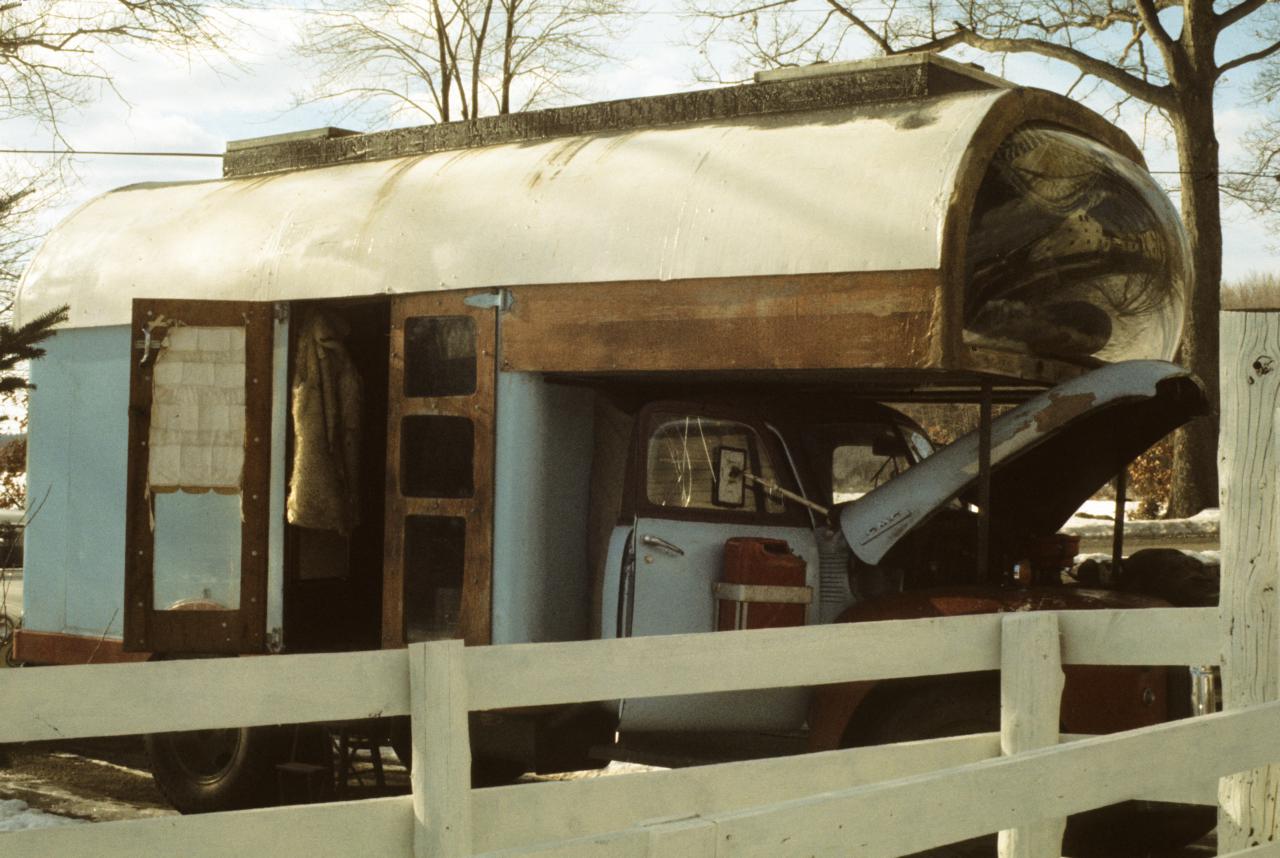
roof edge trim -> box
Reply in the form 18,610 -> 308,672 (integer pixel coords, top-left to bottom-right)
222,54 -> 991,179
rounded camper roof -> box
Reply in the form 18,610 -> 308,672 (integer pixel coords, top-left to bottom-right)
16,80 -> 1149,340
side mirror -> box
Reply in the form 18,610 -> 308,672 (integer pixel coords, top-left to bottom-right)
871,431 -> 908,458
714,446 -> 748,508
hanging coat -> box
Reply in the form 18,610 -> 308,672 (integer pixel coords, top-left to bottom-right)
287,310 -> 363,534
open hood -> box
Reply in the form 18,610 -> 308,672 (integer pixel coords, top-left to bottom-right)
840,360 -> 1208,565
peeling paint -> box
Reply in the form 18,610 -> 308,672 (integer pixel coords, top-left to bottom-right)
1033,391 -> 1097,432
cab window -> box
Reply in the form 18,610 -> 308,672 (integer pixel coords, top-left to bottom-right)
645,416 -> 786,514
831,424 -> 931,503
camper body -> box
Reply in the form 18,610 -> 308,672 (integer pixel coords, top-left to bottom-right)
13,55 -> 1213,850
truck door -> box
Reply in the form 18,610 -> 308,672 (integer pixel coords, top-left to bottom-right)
619,406 -> 819,732
381,290 -> 497,647
123,299 -> 278,653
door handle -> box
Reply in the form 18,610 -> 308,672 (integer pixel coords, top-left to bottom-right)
640,534 -> 685,556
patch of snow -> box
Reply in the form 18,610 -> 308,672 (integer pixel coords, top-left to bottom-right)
1063,506 -> 1220,539
48,753 -> 152,779
0,798 -> 80,832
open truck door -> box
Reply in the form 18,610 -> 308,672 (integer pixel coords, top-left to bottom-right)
123,299 -> 279,654
616,406 -> 819,732
382,291 -> 497,648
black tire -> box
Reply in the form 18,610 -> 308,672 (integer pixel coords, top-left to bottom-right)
846,679 -> 1000,858
145,725 -> 291,814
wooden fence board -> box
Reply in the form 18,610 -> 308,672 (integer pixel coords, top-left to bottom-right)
1058,608 -> 1218,666
0,609 -> 1216,746
1219,310 -> 1280,852
1226,842 -> 1280,857
0,796 -> 412,857
0,649 -> 410,743
711,700 -> 1280,857
472,734 -> 999,852
467,609 -> 1218,711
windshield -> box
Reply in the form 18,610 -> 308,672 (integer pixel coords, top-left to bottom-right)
830,424 -> 933,504
965,126 -> 1187,363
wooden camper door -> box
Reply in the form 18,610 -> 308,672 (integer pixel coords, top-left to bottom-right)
124,300 -> 274,654
382,291 -> 496,648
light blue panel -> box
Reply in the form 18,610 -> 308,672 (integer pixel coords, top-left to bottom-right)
492,373 -> 595,644
152,492 -> 242,609
25,325 -> 130,637
267,311 -> 288,641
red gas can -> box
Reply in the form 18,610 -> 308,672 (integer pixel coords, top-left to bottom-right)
716,537 -> 811,631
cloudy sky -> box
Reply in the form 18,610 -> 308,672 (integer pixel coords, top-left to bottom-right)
5,4 -> 1279,281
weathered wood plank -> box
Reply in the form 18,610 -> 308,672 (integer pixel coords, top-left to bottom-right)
998,613 -> 1065,858
1220,310 -> 1280,852
0,608 -> 1216,745
411,640 -> 472,858
473,734 -> 1000,852
466,615 -> 1002,710
501,273 -> 938,373
707,699 -> 1280,858
1057,607 -> 1218,666
466,609 -> 1216,711
0,796 -> 412,857
0,649 -> 410,743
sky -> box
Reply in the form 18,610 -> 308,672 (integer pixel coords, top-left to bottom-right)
3,3 -> 1279,283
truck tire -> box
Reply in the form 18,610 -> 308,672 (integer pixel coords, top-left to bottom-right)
145,725 -> 291,813
844,678 -> 999,858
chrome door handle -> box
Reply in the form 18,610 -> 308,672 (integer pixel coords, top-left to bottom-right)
640,534 -> 685,556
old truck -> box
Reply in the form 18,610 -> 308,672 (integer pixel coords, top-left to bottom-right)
12,54 -> 1212,854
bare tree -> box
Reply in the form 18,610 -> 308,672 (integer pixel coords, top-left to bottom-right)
693,0 -> 1280,519
1,0 -> 244,139
295,0 -> 628,125
1224,41 -> 1280,226
0,0 -> 236,504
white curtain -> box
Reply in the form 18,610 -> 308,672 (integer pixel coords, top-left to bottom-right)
147,326 -> 246,493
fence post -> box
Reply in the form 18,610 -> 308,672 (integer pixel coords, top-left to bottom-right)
410,639 -> 473,858
998,612 -> 1065,858
1219,302 -> 1280,852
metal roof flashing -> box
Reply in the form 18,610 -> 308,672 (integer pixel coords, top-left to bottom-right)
220,55 -> 999,179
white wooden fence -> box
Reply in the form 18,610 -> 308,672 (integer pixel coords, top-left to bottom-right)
0,607 -> 1269,857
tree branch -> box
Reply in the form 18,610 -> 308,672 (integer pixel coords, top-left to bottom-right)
904,24 -> 1176,109
822,0 -> 892,54
1217,37 -> 1280,78
1131,0 -> 1179,70
1217,0 -> 1270,30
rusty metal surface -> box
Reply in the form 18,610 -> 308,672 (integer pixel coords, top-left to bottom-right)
840,360 -> 1207,565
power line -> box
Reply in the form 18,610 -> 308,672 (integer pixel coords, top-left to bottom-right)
0,148 -> 221,158
1149,169 -> 1280,179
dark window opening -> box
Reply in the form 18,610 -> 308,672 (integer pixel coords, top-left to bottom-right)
405,316 -> 477,398
404,515 -> 466,641
401,415 -> 474,498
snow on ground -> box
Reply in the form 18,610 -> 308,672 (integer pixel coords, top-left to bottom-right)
0,568 -> 19,621
1064,504 -> 1220,540
0,798 -> 80,832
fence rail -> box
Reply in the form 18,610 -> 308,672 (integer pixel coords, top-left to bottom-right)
0,607 -> 1254,858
